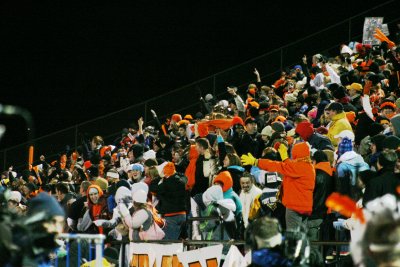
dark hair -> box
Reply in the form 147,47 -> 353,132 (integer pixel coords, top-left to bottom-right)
80,181 -> 91,193
319,89 -> 331,101
240,172 -> 255,183
312,150 -> 328,163
225,153 -> 242,167
195,138 -> 210,150
55,183 -> 69,195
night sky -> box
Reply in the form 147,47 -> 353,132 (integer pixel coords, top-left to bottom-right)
0,0 -> 389,150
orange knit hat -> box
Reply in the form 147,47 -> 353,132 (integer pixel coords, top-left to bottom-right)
163,162 -> 176,177
213,171 -> 233,192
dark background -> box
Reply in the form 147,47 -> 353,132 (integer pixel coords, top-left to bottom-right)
0,0 -> 389,149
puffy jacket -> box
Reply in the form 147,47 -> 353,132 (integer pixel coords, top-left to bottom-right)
336,151 -> 369,200
327,112 -> 352,147
258,159 -> 315,215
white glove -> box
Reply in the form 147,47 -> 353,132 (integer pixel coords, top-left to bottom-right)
67,218 -> 75,229
94,219 -> 107,227
118,203 -> 130,217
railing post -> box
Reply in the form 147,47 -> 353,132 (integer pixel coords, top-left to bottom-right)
348,18 -> 352,42
74,126 -> 78,151
144,101 -> 148,125
213,75 -> 216,97
95,237 -> 104,267
3,149 -> 6,171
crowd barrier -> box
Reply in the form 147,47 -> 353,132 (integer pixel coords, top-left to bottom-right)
56,234 -> 349,267
57,233 -> 105,267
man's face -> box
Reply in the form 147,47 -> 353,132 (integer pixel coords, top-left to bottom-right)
43,216 -> 65,235
55,189 -> 64,202
89,190 -> 100,204
327,110 -> 336,120
7,200 -> 18,210
348,89 -> 357,96
22,186 -> 30,196
195,143 -> 205,155
246,122 -> 257,134
173,152 -> 181,163
240,177 -> 252,193
178,128 -> 186,137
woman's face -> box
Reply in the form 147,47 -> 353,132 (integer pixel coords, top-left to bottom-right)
223,156 -> 230,168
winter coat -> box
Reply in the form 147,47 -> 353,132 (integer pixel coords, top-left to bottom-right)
155,172 -> 187,215
327,112 -> 353,147
258,159 -> 315,215
336,151 -> 369,200
363,167 -> 400,206
311,162 -> 334,219
235,132 -> 265,158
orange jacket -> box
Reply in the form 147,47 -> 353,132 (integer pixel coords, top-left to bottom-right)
258,159 -> 315,215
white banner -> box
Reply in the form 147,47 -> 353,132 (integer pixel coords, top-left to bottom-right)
177,245 -> 223,267
129,243 -> 184,267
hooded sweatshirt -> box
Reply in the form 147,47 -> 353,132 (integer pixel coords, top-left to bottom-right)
87,185 -> 110,234
257,142 -> 315,214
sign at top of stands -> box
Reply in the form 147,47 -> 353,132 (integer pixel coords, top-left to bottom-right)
362,17 -> 386,46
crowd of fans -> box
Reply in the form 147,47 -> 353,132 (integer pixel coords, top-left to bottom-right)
2,28 -> 400,266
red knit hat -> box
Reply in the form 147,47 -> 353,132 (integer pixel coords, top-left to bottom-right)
295,121 -> 314,141
231,116 -> 244,126
213,171 -> 233,192
292,142 -> 310,160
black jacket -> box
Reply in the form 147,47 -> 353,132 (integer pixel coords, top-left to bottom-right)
235,132 -> 265,158
363,167 -> 400,206
156,172 -> 187,215
311,162 -> 334,219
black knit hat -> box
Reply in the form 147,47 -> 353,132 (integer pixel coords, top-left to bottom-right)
332,86 -> 347,99
382,136 -> 400,150
271,122 -> 285,133
370,134 -> 387,152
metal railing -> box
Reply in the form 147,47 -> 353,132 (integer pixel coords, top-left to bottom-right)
56,233 -> 105,267
1,0 -> 399,170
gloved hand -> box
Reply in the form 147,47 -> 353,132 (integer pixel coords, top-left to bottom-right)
333,218 -> 345,230
94,219 -> 107,227
118,203 -> 130,217
241,153 -> 258,166
278,144 -> 289,161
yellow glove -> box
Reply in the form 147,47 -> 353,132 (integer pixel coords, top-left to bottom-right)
241,153 -> 258,166
278,144 -> 289,161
